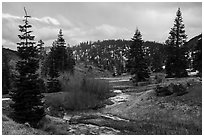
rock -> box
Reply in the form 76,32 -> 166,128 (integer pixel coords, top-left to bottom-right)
24,122 -> 31,127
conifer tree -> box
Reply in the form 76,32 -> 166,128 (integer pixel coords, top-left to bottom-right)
37,40 -> 46,77
2,49 -> 10,95
10,8 -> 45,127
193,37 -> 202,76
47,29 -> 75,74
46,41 -> 61,93
126,28 -> 150,83
165,8 -> 188,77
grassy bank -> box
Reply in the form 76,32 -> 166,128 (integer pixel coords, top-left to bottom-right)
103,81 -> 202,135
2,115 -> 48,135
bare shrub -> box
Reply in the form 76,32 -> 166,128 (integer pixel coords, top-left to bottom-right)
155,73 -> 165,83
155,83 -> 187,97
47,72 -> 111,111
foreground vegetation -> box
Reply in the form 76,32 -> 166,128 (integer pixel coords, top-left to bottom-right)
2,115 -> 48,135
3,74 -> 201,135
45,72 -> 112,116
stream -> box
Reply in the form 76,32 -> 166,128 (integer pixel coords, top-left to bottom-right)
61,88 -> 132,135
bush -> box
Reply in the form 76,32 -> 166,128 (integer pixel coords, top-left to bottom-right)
155,73 -> 165,83
38,116 -> 67,135
155,85 -> 173,96
58,72 -> 82,92
172,84 -> 187,96
46,72 -> 111,111
47,78 -> 61,93
81,77 -> 111,100
155,83 -> 187,97
62,91 -> 100,110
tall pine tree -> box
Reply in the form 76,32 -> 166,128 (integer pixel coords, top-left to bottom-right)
2,49 -> 11,95
165,8 -> 188,77
46,41 -> 61,93
126,28 -> 150,83
47,29 -> 75,74
46,29 -> 75,93
37,40 -> 46,77
10,8 -> 45,127
193,36 -> 202,76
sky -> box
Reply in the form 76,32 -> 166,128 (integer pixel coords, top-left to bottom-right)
2,2 -> 202,50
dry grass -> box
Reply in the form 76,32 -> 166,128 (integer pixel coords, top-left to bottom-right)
46,72 -> 111,111
103,81 -> 202,135
2,115 -> 48,135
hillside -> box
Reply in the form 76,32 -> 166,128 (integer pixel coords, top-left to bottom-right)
185,34 -> 202,50
72,39 -> 166,73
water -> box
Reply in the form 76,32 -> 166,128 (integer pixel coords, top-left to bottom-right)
108,90 -> 130,106
2,98 -> 10,101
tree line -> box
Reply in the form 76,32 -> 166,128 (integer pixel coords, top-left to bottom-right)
72,39 -> 166,75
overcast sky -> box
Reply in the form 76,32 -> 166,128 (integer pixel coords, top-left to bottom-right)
2,2 -> 202,50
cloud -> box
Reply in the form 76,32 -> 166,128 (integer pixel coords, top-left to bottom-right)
2,38 -> 17,50
95,24 -> 118,36
61,24 -> 131,45
2,2 -> 202,50
32,16 -> 60,26
57,15 -> 74,27
2,13 -> 21,20
2,13 -> 61,49
2,13 -> 60,26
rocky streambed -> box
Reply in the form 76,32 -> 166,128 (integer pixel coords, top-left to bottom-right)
50,88 -> 134,135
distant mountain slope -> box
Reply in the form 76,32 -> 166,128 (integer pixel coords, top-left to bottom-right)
185,34 -> 202,50
2,47 -> 19,61
72,39 -> 166,73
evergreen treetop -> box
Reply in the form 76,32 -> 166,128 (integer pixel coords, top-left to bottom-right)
165,8 -> 188,78
166,8 -> 187,47
127,28 -> 150,83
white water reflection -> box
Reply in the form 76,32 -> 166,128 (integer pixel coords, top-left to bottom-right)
2,98 -> 10,101
113,90 -> 122,93
100,113 -> 129,122
107,90 -> 130,107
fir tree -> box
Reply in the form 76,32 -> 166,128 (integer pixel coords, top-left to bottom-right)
165,8 -> 188,77
47,29 -> 75,74
46,41 -> 61,93
126,28 -> 150,83
37,40 -> 46,77
10,8 -> 45,127
193,36 -> 202,76
2,49 -> 11,95
66,45 -> 76,73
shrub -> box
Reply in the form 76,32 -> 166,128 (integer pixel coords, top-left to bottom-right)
46,78 -> 61,93
155,73 -> 165,83
155,85 -> 173,96
155,83 -> 187,97
46,72 -> 111,111
38,116 -> 67,135
81,77 -> 111,100
58,72 -> 82,92
2,115 -> 10,121
172,83 -> 187,96
62,91 -> 100,110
